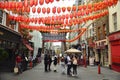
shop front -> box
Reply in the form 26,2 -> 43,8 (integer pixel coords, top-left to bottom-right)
95,39 -> 109,67
0,24 -> 21,72
108,31 -> 120,72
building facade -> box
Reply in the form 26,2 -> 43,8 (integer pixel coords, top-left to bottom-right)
108,1 -> 120,72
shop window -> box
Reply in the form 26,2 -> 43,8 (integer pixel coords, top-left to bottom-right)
112,12 -> 117,31
0,10 -> 3,24
103,24 -> 106,39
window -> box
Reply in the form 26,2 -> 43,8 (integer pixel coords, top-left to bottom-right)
112,12 -> 117,31
0,10 -> 3,24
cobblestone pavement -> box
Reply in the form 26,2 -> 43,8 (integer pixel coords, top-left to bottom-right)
0,62 -> 120,80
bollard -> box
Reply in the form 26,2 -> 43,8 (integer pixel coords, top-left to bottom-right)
98,64 -> 101,74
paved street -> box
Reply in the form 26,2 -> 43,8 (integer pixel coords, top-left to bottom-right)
0,61 -> 120,80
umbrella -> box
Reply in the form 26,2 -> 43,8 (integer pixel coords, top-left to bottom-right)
65,48 -> 81,53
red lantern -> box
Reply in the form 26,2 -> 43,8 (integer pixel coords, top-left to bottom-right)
12,2 -> 16,8
67,7 -> 71,12
50,0 -> 54,3
26,6 -> 30,12
62,7 -> 66,12
57,7 -> 61,14
18,2 -> 23,8
88,4 -> 92,9
32,7 -> 36,13
34,0 -> 38,6
45,0 -> 49,4
77,11 -> 81,17
22,6 -> 25,12
30,0 -> 34,7
65,14 -> 69,19
72,6 -> 76,11
37,7 -> 41,13
4,1 -> 8,9
47,7 -> 50,14
78,5 -> 82,10
70,14 -> 73,18
24,0 -> 28,7
83,5 -> 87,10
42,7 -> 46,14
39,0 -> 44,5
52,7 -> 56,14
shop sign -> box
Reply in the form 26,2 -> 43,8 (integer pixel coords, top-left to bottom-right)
109,32 -> 120,41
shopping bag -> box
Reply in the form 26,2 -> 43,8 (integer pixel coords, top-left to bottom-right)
14,67 -> 18,74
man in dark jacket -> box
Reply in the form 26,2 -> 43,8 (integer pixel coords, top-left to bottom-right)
44,54 -> 48,72
48,54 -> 52,71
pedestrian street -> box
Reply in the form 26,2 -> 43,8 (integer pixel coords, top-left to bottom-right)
0,61 -> 120,80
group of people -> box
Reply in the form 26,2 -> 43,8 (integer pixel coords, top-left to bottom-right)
44,54 -> 58,72
44,53 -> 78,76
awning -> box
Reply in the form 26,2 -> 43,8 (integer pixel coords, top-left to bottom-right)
22,39 -> 33,51
24,43 -> 33,51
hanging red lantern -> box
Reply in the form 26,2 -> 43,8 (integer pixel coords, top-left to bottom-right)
39,0 -> 44,5
34,0 -> 38,6
37,7 -> 41,13
65,19 -> 68,24
83,5 -> 87,10
65,14 -> 69,19
78,5 -> 82,10
30,0 -> 34,7
88,4 -> 92,9
77,11 -> 81,17
52,7 -> 56,14
70,14 -> 73,18
24,0 -> 28,7
45,0 -> 49,4
26,6 -> 30,12
57,7 -> 61,14
62,15 -> 65,19
32,7 -> 36,13
22,6 -> 25,12
42,7 -> 46,14
73,12 -> 77,18
62,7 -> 66,13
50,0 -> 54,3
4,1 -> 8,9
12,2 -> 16,8
18,2 -> 23,8
72,6 -> 76,11
67,6 -> 71,12
47,7 -> 50,14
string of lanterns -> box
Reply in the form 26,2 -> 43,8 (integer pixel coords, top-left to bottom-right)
0,0 -> 118,42
18,10 -> 108,31
0,0 -> 118,14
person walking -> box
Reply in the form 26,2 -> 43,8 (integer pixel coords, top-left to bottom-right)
48,54 -> 52,71
60,55 -> 66,74
67,54 -> 72,76
44,54 -> 48,72
16,54 -> 22,74
53,55 -> 58,72
72,55 -> 78,76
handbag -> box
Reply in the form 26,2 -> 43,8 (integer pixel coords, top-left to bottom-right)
14,67 -> 18,73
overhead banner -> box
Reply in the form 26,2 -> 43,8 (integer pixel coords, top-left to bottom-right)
42,33 -> 66,42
